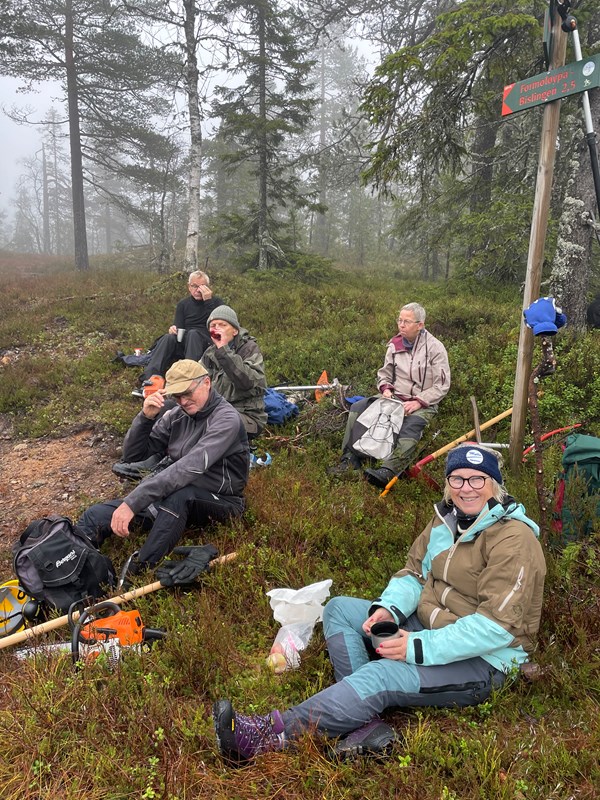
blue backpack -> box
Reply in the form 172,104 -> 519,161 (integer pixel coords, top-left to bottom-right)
264,389 -> 299,425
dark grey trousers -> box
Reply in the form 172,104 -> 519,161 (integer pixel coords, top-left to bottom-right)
77,486 -> 244,567
141,329 -> 211,381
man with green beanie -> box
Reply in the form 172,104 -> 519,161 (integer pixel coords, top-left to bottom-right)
201,305 -> 267,438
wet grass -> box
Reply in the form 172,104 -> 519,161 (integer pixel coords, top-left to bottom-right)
0,260 -> 598,799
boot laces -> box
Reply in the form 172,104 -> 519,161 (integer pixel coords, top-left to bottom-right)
235,711 -> 283,757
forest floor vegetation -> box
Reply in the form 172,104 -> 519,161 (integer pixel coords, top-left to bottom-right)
0,256 -> 598,799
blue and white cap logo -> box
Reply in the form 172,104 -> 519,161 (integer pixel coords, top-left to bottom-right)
465,448 -> 484,465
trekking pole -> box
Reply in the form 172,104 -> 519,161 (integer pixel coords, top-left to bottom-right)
271,379 -> 340,393
0,551 -> 237,651
557,2 -> 600,215
380,407 -> 514,497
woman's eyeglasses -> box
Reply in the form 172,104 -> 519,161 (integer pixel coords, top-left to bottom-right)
447,475 -> 489,489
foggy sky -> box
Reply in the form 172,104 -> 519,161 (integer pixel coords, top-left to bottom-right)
0,76 -> 60,220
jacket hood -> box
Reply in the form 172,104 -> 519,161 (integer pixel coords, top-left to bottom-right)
435,497 -> 540,540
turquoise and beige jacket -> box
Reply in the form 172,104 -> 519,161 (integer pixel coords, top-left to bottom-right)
371,499 -> 546,673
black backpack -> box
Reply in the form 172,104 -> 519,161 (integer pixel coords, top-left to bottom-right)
13,515 -> 116,612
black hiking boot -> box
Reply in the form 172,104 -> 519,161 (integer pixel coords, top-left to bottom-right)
331,718 -> 397,760
363,466 -> 395,489
327,453 -> 362,477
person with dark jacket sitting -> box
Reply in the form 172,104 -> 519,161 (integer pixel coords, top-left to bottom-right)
201,305 -> 267,438
79,360 -> 249,571
133,271 -> 223,396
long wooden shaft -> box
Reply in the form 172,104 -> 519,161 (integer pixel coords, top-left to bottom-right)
381,407 -> 514,497
509,18 -> 567,472
0,551 -> 237,651
420,407 -> 513,465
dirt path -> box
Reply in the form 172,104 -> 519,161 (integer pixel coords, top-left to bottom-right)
0,422 -> 123,579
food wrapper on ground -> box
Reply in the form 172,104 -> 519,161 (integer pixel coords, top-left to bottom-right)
265,579 -> 332,673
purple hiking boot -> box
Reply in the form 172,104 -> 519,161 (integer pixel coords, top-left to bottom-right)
332,718 -> 397,759
213,699 -> 286,762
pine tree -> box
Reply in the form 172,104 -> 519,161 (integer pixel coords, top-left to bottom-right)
2,0 -> 177,269
359,0 -> 544,280
213,0 -> 316,269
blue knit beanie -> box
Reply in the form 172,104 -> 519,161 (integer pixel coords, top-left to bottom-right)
445,444 -> 503,485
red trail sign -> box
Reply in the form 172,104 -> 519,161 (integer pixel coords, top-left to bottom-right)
502,54 -> 600,116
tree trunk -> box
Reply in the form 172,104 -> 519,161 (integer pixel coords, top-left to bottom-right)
469,117 -> 497,212
257,4 -> 269,270
52,134 -> 62,255
183,0 -> 202,273
550,89 -> 600,333
42,145 -> 51,254
103,203 -> 110,254
65,0 -> 89,271
314,44 -> 328,254
465,112 -> 498,265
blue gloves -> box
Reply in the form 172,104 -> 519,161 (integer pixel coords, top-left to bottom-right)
523,297 -> 567,336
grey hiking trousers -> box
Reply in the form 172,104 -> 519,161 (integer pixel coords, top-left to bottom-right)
281,596 -> 505,739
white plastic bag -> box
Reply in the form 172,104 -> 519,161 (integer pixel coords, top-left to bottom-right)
353,396 -> 405,460
265,579 -> 332,673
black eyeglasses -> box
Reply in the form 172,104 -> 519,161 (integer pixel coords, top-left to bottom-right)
447,475 -> 490,489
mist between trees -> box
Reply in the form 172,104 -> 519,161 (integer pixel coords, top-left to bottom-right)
1,0 -> 599,328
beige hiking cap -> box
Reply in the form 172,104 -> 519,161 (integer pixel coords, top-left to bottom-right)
164,360 -> 208,395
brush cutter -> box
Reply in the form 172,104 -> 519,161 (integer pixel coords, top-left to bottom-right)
521,423 -> 583,460
380,407 -> 514,497
0,551 -> 237,652
272,371 -> 340,402
0,580 -> 32,637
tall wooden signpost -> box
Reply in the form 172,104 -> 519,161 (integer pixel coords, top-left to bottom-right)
506,1 -> 568,473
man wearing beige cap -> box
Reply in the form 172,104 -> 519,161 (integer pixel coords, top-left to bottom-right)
78,359 -> 249,574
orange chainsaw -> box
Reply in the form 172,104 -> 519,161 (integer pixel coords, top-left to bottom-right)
69,600 -> 166,667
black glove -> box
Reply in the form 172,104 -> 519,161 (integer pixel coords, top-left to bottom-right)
156,544 -> 219,587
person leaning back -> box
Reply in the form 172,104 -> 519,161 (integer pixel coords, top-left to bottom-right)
329,302 -> 450,488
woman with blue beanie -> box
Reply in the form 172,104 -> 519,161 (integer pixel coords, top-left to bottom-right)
213,443 -> 546,762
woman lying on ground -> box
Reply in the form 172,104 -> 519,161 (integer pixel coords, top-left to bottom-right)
213,443 -> 546,761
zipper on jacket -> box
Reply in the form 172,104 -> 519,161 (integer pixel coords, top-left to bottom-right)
498,566 -> 525,612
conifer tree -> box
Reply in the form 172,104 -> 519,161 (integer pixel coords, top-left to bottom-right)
213,0 -> 316,269
1,0 -> 177,269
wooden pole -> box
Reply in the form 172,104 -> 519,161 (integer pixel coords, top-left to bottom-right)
509,19 -> 568,473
